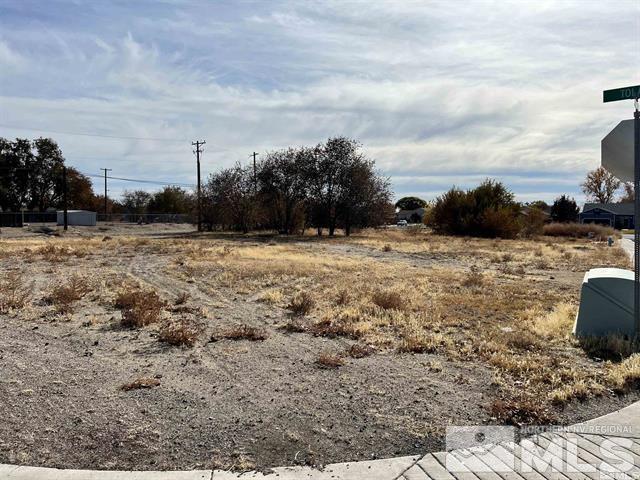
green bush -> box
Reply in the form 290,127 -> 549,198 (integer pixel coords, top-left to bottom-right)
428,180 -> 520,238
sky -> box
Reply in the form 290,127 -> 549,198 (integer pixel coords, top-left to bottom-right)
0,0 -> 639,204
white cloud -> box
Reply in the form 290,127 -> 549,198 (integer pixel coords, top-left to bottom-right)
0,0 -> 638,202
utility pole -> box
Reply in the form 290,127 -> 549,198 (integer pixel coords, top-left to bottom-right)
100,168 -> 112,220
251,152 -> 259,194
62,166 -> 68,231
192,141 -> 205,232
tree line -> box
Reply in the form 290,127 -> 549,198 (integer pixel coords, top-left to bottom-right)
0,137 -> 197,216
201,137 -> 393,235
1,136 -> 393,235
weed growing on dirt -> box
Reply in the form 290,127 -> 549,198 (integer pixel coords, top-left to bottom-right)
0,271 -> 32,313
46,276 -> 92,314
316,351 -> 345,369
212,324 -> 268,342
116,289 -> 166,328
120,377 -> 161,391
346,343 -> 375,358
371,289 -> 404,310
159,317 -> 201,347
174,292 -> 190,305
287,291 -> 315,316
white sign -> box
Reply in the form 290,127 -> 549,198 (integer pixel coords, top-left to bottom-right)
601,119 -> 634,181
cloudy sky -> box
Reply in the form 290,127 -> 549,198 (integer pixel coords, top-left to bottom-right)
1,0 -> 639,203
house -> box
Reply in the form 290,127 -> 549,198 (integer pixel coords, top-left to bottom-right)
396,207 -> 426,224
579,203 -> 634,229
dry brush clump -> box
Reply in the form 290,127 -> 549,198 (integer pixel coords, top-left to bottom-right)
120,377 -> 161,391
316,351 -> 345,369
45,275 -> 93,314
0,271 -> 32,313
287,291 -> 315,316
159,317 -> 201,347
371,289 -> 405,310
543,222 -> 616,240
115,289 -> 166,328
212,324 -> 269,342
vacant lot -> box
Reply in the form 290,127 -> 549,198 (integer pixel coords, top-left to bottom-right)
0,224 -> 638,472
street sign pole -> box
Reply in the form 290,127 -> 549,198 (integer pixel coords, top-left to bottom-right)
635,99 -> 640,338
603,84 -> 640,339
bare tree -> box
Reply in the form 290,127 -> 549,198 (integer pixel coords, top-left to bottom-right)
581,167 -> 621,204
619,182 -> 634,203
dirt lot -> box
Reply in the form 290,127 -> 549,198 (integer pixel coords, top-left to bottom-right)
0,223 -> 639,472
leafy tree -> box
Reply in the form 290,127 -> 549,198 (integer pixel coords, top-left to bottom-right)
122,190 -> 152,214
66,168 -> 95,210
258,147 -> 309,234
550,195 -> 579,223
148,186 -> 193,214
204,165 -> 259,233
429,180 -> 520,238
582,167 -> 620,204
395,196 -> 427,211
0,137 -> 96,212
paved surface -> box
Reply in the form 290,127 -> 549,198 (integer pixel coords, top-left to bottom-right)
621,235 -> 634,264
1,401 -> 639,479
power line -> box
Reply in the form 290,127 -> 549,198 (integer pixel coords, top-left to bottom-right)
0,123 -> 187,142
81,172 -> 195,188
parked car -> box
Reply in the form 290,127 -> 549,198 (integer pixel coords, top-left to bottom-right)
397,219 -> 408,227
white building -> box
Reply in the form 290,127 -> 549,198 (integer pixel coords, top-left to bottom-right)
57,210 -> 97,226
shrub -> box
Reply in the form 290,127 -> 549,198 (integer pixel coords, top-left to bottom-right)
174,292 -> 190,305
159,318 -> 201,347
543,222 -> 615,240
371,289 -> 404,310
287,291 -> 315,316
520,208 -> 546,237
116,289 -> 166,328
46,276 -> 92,314
490,398 -> 555,425
346,343 -> 375,358
0,271 -> 32,313
120,377 -> 160,391
429,180 -> 520,239
316,351 -> 345,369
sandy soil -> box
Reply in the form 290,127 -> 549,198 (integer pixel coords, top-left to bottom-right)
0,224 -> 637,472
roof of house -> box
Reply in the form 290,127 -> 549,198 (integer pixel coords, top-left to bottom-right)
582,203 -> 634,215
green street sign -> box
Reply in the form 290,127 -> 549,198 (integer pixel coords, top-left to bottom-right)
603,85 -> 640,103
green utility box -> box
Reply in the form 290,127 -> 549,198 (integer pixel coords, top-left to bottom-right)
573,268 -> 635,337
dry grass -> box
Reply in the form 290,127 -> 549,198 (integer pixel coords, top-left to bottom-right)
543,222 -> 616,240
316,351 -> 345,369
120,377 -> 161,391
287,291 -> 315,316
116,289 -> 166,328
346,343 -> 375,358
2,229 -> 635,428
212,324 -> 269,342
490,398 -> 555,425
0,271 -> 32,313
159,318 -> 201,347
46,276 -> 92,314
258,289 -> 284,304
607,354 -> 640,393
174,291 -> 190,305
371,289 -> 404,310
